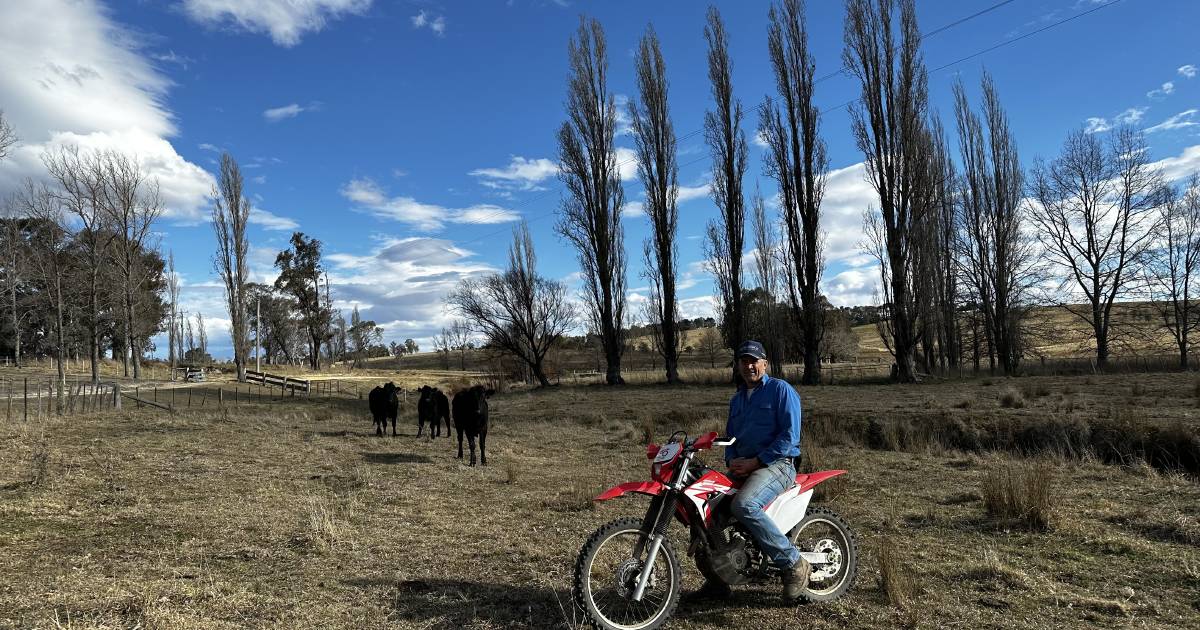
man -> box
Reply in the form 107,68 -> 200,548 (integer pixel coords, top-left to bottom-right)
706,340 -> 809,601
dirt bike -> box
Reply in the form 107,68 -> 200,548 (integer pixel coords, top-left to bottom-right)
572,430 -> 858,630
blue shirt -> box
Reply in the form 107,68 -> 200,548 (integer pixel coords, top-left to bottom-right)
724,373 -> 802,466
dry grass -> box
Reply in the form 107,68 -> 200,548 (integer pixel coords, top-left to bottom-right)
982,461 -> 1055,530
1,374 -> 1199,628
998,387 -> 1026,409
876,536 -> 918,609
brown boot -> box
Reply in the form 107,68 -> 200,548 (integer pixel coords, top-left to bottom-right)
782,557 -> 812,602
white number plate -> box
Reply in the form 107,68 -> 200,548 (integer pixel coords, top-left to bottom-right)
654,442 -> 681,463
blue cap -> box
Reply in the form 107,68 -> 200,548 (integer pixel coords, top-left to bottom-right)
736,340 -> 767,360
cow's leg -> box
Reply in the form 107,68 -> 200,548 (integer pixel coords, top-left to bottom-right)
456,427 -> 464,459
391,415 -> 397,436
417,415 -> 424,437
479,429 -> 487,466
373,415 -> 382,437
467,434 -> 477,467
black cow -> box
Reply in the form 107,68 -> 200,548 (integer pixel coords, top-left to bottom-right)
367,382 -> 399,437
452,385 -> 495,466
416,386 -> 451,438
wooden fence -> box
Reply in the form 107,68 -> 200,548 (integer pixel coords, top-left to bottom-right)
245,369 -> 310,395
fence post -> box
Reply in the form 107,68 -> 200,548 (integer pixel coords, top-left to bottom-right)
218,388 -> 224,407
113,384 -> 121,410
24,378 -> 28,422
282,377 -> 287,398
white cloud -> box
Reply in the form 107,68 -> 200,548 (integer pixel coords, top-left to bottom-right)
821,162 -> 881,263
1116,107 -> 1147,125
753,130 -> 770,148
263,102 -> 319,122
821,266 -> 880,308
1147,81 -> 1175,100
614,94 -> 633,136
249,207 -> 298,231
1084,117 -> 1111,134
1179,64 -> 1198,79
677,183 -> 711,203
0,0 -> 214,222
621,200 -> 644,219
411,10 -> 446,36
1149,144 -> 1200,182
182,0 -> 372,47
615,146 -> 639,181
198,142 -> 222,152
1145,109 -> 1198,134
470,156 -> 558,191
340,177 -> 519,231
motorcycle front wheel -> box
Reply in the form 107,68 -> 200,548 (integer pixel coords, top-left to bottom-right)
573,517 -> 682,630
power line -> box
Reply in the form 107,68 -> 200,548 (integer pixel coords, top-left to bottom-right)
437,1 -> 1025,231
815,0 -> 1018,83
403,0 -> 1125,267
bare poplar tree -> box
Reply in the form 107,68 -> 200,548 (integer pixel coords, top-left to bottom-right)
629,24 -> 681,384
953,74 -> 1033,375
212,153 -> 252,382
167,251 -> 181,376
101,152 -> 163,379
1029,126 -> 1164,370
0,110 -> 16,160
750,189 -> 785,375
1146,174 -> 1200,368
18,180 -> 71,409
194,311 -> 208,359
844,0 -> 929,382
761,0 -> 828,385
448,222 -> 576,387
702,6 -> 748,355
42,146 -> 113,383
910,116 -> 956,374
557,16 -> 627,385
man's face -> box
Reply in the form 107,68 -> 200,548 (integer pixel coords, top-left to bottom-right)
738,355 -> 767,386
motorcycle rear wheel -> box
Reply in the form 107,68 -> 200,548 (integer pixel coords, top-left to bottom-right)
573,517 -> 682,630
787,507 -> 858,602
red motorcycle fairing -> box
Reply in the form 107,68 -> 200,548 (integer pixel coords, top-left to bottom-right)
594,481 -> 665,502
682,469 -> 737,526
794,469 -> 847,493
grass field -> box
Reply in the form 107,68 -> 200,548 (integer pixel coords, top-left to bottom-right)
2,369 -> 1199,629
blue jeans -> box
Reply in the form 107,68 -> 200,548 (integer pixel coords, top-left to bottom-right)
731,458 -> 800,570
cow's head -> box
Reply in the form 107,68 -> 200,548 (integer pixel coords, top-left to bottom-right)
464,384 -> 494,412
418,385 -> 433,400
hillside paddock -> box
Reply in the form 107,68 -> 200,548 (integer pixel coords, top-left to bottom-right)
2,372 -> 1199,629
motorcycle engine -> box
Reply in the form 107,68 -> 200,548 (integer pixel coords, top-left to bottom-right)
698,530 -> 764,586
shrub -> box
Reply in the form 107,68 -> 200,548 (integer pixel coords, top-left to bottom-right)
998,388 -> 1025,409
876,536 -> 918,609
981,462 -> 1054,530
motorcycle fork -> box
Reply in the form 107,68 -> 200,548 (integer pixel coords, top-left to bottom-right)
631,451 -> 694,602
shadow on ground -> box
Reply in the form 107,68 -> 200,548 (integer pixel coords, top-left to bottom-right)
343,577 -> 795,628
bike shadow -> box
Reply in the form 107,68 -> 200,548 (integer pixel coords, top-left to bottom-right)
344,577 -> 794,626
345,578 -> 579,627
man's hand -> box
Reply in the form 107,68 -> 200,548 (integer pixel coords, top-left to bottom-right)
728,457 -> 762,478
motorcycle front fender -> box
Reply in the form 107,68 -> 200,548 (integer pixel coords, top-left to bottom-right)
594,481 -> 665,502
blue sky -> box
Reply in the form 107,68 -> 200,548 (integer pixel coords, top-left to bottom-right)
1,0 -> 1198,359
